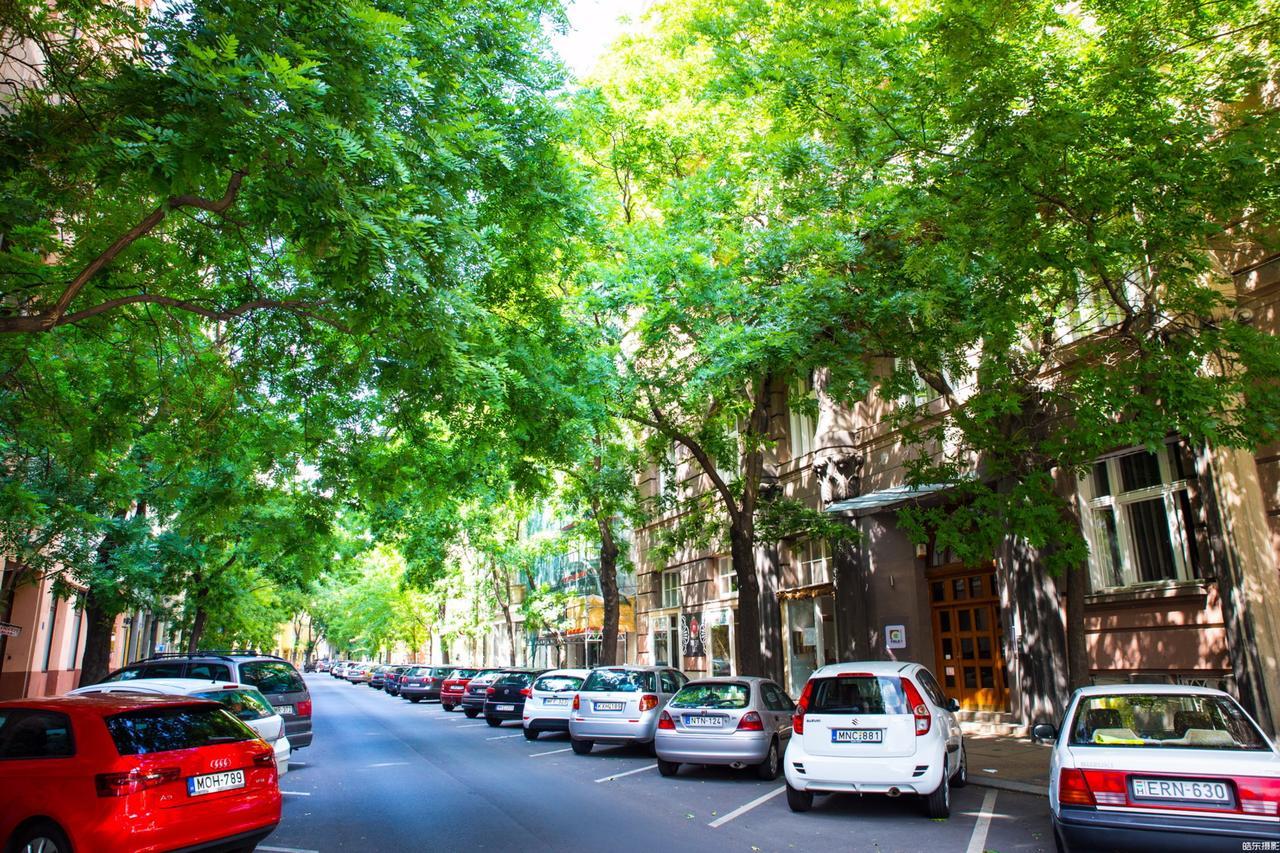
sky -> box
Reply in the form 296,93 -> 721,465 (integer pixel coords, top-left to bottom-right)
550,0 -> 655,79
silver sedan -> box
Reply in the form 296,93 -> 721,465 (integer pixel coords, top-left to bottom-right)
655,676 -> 795,780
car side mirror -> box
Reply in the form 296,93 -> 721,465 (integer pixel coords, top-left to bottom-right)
946,698 -> 961,713
1031,722 -> 1058,743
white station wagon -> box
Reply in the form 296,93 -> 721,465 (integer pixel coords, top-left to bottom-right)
1036,684 -> 1279,853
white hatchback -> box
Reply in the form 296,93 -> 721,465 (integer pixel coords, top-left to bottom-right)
1038,684 -> 1279,853
70,678 -> 292,777
783,661 -> 965,818
522,668 -> 589,740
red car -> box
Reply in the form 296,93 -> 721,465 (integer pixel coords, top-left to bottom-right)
0,693 -> 281,853
438,668 -> 481,712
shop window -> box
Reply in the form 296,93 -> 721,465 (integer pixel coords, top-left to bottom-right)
661,570 -> 681,610
1080,442 -> 1203,591
717,556 -> 737,597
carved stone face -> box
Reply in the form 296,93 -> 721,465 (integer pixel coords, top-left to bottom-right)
813,452 -> 863,504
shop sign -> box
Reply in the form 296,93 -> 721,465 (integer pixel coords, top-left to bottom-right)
680,611 -> 707,657
886,624 -> 907,649
0,621 -> 21,638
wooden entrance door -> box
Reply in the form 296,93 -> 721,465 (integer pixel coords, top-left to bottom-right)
929,564 -> 1009,711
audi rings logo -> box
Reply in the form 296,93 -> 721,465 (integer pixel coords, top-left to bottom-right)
209,757 -> 232,771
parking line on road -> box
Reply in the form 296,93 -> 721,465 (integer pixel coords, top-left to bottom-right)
259,846 -> 319,853
486,734 -> 523,740
594,764 -> 657,783
707,785 -> 785,828
280,790 -> 312,796
965,788 -> 999,853
368,761 -> 410,767
529,747 -> 572,757
460,723 -> 488,728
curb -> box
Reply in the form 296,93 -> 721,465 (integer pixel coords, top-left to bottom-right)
970,776 -> 1050,797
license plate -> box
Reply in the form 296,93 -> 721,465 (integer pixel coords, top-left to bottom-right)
188,769 -> 245,797
685,716 -> 724,727
831,728 -> 884,743
274,705 -> 294,716
496,704 -> 515,712
545,698 -> 569,706
1131,778 -> 1232,803
594,701 -> 624,712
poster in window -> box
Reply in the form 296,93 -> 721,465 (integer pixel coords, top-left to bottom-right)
680,611 -> 707,657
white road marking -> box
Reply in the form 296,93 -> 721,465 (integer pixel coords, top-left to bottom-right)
594,764 -> 657,783
367,762 -> 409,767
965,788 -> 999,853
486,734 -> 523,740
460,723 -> 488,728
279,790 -> 312,796
259,846 -> 320,853
529,747 -> 572,757
708,785 -> 786,828
288,761 -> 308,767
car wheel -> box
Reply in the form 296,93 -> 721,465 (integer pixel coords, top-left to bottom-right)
485,716 -> 501,728
924,757 -> 951,819
755,739 -> 780,781
950,744 -> 968,788
464,708 -> 479,719
657,758 -> 679,777
409,696 -> 421,704
785,783 -> 813,813
571,737 -> 593,755
11,820 -> 72,853
442,703 -> 455,712
523,727 -> 539,741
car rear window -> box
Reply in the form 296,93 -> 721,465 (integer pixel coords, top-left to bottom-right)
0,710 -> 75,758
449,669 -> 478,679
808,676 -> 909,715
432,667 -> 455,678
192,688 -> 275,722
187,663 -> 232,681
239,661 -> 305,695
670,682 -> 750,709
106,706 -> 255,755
582,670 -> 656,693
103,662 -> 186,682
535,675 -> 583,693
497,672 -> 534,687
1068,694 -> 1269,750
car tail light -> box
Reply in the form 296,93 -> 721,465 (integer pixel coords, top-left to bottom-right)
639,694 -> 659,712
486,686 -> 496,695
737,711 -> 764,731
658,711 -> 675,730
1239,776 -> 1280,815
425,678 -> 434,685
96,766 -> 180,797
901,679 -> 931,735
572,694 -> 580,711
296,699 -> 312,717
1057,768 -> 1096,806
520,688 -> 531,697
793,681 -> 813,735
253,751 -> 276,768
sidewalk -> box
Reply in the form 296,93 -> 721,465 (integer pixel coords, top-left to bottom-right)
963,733 -> 1052,796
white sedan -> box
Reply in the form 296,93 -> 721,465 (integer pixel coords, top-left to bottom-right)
70,678 -> 291,777
1036,683 -> 1279,853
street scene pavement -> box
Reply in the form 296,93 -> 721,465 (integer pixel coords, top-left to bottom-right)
266,676 -> 1055,853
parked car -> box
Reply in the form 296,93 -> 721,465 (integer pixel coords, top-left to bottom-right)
655,676 -> 794,780
523,669 -> 589,740
383,666 -> 409,695
368,665 -> 390,689
783,661 -> 965,818
98,651 -> 313,750
460,669 -> 506,718
330,662 -> 348,678
347,663 -> 375,684
439,668 -> 481,711
483,669 -> 547,727
69,678 -> 292,777
0,693 -> 280,853
1036,683 -> 1280,853
400,666 -> 457,703
569,665 -> 688,755
315,659 -> 331,673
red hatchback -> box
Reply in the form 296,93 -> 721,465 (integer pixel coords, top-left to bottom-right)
438,668 -> 480,712
0,693 -> 281,853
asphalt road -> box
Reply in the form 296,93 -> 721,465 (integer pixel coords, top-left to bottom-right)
261,674 -> 1056,853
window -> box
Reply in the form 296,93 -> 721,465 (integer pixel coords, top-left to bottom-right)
652,616 -> 680,668
661,569 -> 681,609
710,613 -> 734,677
39,596 -> 58,673
893,357 -> 931,408
1081,443 -> 1203,591
1067,694 -> 1268,750
0,710 -> 75,759
187,663 -> 232,681
670,682 -> 750,709
716,556 -> 737,596
534,675 -> 582,693
192,688 -> 275,722
238,661 -> 305,695
582,669 -> 655,693
660,671 -> 684,694
106,706 -> 254,756
794,539 -> 830,586
789,376 -> 817,459
809,676 -> 909,715
656,441 -> 678,501
64,602 -> 83,671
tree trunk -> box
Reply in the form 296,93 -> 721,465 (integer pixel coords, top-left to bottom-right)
78,507 -> 134,687
596,506 -> 621,666
730,523 -> 764,677
490,565 -> 517,666
188,607 -> 208,654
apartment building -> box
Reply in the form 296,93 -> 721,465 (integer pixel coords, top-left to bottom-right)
633,254 -> 1280,736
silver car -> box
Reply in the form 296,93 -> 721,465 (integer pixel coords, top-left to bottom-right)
655,676 -> 794,780
569,665 -> 688,754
